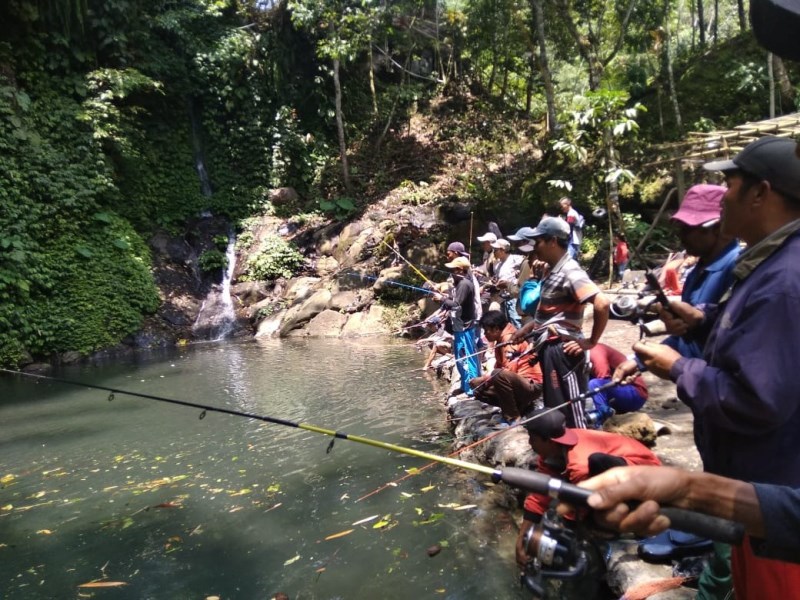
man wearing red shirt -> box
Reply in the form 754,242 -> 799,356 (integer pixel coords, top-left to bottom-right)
470,310 -> 543,422
516,410 -> 660,567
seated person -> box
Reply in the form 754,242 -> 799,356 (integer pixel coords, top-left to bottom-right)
586,343 -> 648,427
469,310 -> 543,423
516,410 -> 660,568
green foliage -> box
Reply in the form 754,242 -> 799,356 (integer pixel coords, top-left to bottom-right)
319,196 -> 356,219
198,248 -> 228,272
242,235 -> 305,281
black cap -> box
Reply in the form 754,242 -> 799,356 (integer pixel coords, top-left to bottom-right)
704,136 -> 800,200
523,410 -> 578,445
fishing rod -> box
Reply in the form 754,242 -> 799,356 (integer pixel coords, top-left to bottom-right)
0,368 -> 742,544
347,272 -> 436,295
356,383 -> 618,503
380,240 -> 434,285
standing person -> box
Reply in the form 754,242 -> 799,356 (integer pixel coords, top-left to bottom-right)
515,410 -> 660,566
444,241 -> 482,324
507,227 -> 538,323
486,238 -> 523,327
469,310 -> 543,423
663,183 -> 740,359
612,232 -> 629,282
586,343 -> 647,427
559,197 -> 585,259
432,256 -> 481,396
475,232 -> 498,277
512,217 -> 610,428
614,136 -> 800,598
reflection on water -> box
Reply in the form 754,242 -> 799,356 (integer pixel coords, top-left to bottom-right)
0,338 -> 524,599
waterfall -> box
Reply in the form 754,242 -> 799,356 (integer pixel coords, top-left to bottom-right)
188,97 -> 213,198
193,230 -> 238,341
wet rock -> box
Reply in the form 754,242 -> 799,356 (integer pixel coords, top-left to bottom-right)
426,544 -> 442,557
315,255 -> 339,276
330,290 -> 372,313
22,362 -> 52,374
279,289 -> 332,336
231,281 -> 269,305
255,309 -> 286,338
269,187 -> 298,207
340,304 -> 391,336
603,412 -> 657,447
284,276 -> 322,303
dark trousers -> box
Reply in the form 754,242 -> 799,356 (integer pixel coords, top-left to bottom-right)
474,370 -> 542,419
540,341 -> 588,428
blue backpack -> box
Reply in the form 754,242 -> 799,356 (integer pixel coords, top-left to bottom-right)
519,279 -> 541,316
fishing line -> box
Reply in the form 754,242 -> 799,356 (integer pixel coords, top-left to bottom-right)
380,240 -> 435,285
346,272 -> 435,295
0,368 -> 744,544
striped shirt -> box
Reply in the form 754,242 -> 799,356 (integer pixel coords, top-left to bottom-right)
534,253 -> 600,337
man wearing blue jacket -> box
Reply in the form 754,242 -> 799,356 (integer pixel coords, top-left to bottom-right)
616,136 -> 800,598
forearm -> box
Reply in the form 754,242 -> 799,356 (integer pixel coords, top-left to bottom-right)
683,471 -> 765,539
587,295 -> 610,345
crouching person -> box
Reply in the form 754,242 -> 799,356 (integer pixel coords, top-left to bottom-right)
516,410 -> 660,567
469,310 -> 543,424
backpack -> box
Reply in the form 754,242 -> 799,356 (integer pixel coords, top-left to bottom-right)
519,279 -> 542,316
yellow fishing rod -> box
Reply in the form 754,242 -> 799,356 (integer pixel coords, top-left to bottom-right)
380,239 -> 436,285
0,368 -> 743,545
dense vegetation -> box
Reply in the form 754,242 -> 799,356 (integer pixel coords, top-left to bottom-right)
0,0 -> 795,366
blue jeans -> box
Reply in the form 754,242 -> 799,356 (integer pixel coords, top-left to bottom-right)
454,325 -> 481,395
588,377 -> 646,414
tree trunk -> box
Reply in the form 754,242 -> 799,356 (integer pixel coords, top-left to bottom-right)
737,0 -> 746,31
697,0 -> 706,47
773,54 -> 795,107
368,41 -> 378,116
531,0 -> 558,134
332,57 -> 352,195
768,52 -> 775,118
663,0 -> 683,136
713,0 -> 719,44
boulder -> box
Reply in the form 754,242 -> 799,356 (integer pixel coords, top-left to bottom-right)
231,281 -> 269,305
340,304 -> 391,336
284,277 -> 322,303
269,187 -> 298,207
256,309 -> 286,338
279,289 -> 332,336
315,255 -> 340,276
293,309 -> 348,337
330,289 -> 372,313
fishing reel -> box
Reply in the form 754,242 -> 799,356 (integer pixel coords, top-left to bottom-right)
520,510 -> 593,598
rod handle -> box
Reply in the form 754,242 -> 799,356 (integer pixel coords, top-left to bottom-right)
495,467 -> 744,545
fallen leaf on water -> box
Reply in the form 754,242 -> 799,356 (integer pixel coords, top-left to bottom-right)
36,529 -> 53,535
351,514 -> 379,526
283,554 -> 301,566
420,485 -> 436,493
400,492 -> 414,498
265,502 -> 282,513
1,504 -> 12,511
1,474 -> 15,484
436,503 -> 459,509
453,504 -> 477,511
339,493 -> 349,501
77,581 -> 128,588
316,567 -> 326,574
229,506 -> 244,513
153,502 -> 180,509
404,468 -> 420,475
435,589 -> 446,594
324,529 -> 354,541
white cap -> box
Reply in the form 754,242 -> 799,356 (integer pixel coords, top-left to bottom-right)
476,232 -> 497,243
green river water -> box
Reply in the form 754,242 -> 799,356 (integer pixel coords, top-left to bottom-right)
0,338 -> 526,599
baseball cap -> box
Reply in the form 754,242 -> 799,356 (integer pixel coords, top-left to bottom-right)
444,256 -> 471,270
671,184 -> 725,227
447,241 -> 466,254
530,216 -> 571,239
476,232 -> 498,243
704,136 -> 800,200
523,410 -> 578,445
507,226 -> 537,241
490,239 -> 510,251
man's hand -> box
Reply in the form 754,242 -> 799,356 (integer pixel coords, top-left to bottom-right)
660,300 -> 705,336
612,359 -> 639,384
563,338 -> 594,356
580,466 -> 692,536
632,340 -> 682,379
511,321 -> 535,344
469,375 -> 489,388
432,292 -> 444,302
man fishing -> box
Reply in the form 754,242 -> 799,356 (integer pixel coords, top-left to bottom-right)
432,256 -> 481,396
468,310 -> 542,423
511,217 -> 610,428
515,410 -> 660,568
614,136 -> 800,598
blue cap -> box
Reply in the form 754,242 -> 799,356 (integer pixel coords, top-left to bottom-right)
507,227 -> 537,241
530,217 -> 570,239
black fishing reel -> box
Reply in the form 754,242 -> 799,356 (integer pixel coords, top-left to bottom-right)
520,510 -> 594,598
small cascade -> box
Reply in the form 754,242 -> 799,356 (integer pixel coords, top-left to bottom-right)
188,97 -> 213,198
193,230 -> 238,341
